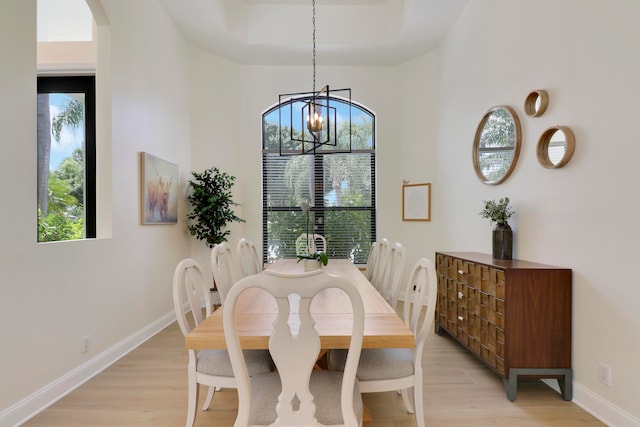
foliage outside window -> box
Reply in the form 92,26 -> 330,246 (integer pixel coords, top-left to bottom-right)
262,98 -> 376,264
37,76 -> 96,242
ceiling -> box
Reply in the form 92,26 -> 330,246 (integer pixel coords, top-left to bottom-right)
158,0 -> 469,66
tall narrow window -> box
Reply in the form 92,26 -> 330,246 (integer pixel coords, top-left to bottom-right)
37,76 -> 96,242
262,98 -> 376,264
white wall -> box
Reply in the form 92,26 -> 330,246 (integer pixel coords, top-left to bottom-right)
186,47 -> 244,270
429,0 -> 640,424
0,0 -> 193,423
395,51 -> 442,271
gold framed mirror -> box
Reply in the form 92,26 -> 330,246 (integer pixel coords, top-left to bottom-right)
524,90 -> 549,117
473,105 -> 522,185
537,125 -> 575,168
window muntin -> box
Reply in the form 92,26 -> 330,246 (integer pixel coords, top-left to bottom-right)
262,98 -> 375,264
37,76 -> 96,242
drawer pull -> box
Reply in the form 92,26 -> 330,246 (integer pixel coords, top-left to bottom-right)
457,315 -> 464,321
458,291 -> 464,299
457,269 -> 464,275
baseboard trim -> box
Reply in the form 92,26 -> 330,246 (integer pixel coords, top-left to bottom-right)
542,379 -> 640,426
0,311 -> 176,427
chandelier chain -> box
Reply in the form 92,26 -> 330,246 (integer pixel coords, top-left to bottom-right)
275,0 -> 353,154
312,0 -> 316,94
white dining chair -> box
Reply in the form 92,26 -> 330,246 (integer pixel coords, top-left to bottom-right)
211,242 -> 238,304
382,242 -> 407,311
237,237 -> 262,277
295,233 -> 327,255
223,269 -> 365,427
328,258 -> 437,427
172,258 -> 272,427
371,237 -> 390,291
364,241 -> 381,282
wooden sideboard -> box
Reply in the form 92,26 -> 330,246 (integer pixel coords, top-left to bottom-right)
435,252 -> 572,401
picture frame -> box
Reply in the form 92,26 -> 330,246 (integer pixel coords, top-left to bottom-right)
140,152 -> 179,224
402,183 -> 431,221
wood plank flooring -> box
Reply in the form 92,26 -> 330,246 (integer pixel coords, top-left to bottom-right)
24,321 -> 605,427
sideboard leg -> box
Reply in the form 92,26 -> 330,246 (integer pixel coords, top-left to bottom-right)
558,369 -> 573,401
505,368 -> 572,402
503,373 -> 518,402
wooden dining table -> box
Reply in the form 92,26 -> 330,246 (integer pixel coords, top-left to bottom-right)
184,258 -> 415,351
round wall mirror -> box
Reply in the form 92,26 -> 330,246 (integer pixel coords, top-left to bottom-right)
537,125 -> 575,168
524,90 -> 549,117
473,105 -> 522,185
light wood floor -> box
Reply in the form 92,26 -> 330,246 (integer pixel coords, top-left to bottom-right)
24,321 -> 605,427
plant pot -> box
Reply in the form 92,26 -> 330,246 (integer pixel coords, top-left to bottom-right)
303,259 -> 322,272
493,223 -> 513,259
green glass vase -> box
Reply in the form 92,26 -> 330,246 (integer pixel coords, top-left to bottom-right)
493,222 -> 513,259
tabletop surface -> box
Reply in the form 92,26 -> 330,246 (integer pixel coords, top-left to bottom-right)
184,259 -> 415,350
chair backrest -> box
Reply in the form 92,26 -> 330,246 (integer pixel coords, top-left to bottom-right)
364,241 -> 381,281
371,238 -> 390,291
403,258 -> 438,357
379,242 -> 400,299
211,242 -> 237,304
224,269 -> 364,427
295,233 -> 327,255
384,242 -> 407,310
237,238 -> 262,277
173,258 -> 213,337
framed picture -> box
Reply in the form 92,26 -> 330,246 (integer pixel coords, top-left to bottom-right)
140,152 -> 179,224
402,183 -> 431,221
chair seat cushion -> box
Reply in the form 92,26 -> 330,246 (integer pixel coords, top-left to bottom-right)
198,349 -> 272,377
330,348 -> 414,381
248,370 -> 363,425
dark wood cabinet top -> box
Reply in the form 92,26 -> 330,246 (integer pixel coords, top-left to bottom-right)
436,251 -> 571,271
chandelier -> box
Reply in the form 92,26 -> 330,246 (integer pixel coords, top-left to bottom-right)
277,0 -> 353,155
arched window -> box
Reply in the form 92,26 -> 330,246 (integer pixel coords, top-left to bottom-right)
262,97 -> 376,264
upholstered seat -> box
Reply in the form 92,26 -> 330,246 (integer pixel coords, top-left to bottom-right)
246,370 -> 363,425
347,348 -> 414,380
196,349 -> 273,378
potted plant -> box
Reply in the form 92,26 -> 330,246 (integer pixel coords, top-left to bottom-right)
295,200 -> 329,270
479,197 -> 515,259
186,166 -> 245,248
187,166 -> 244,304
296,251 -> 329,271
